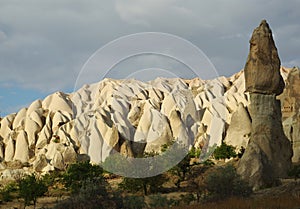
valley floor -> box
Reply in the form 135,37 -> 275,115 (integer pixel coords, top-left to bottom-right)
1,179 -> 300,209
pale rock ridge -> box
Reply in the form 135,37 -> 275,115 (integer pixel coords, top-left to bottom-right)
0,62 -> 298,178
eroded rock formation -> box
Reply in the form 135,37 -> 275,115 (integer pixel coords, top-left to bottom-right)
0,21 -> 298,181
279,67 -> 300,162
237,20 -> 293,190
244,20 -> 285,95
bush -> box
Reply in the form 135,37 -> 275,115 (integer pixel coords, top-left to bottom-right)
62,161 -> 105,194
54,178 -> 113,209
42,170 -> 63,187
179,193 -> 196,205
148,194 -> 169,208
0,182 -> 17,202
213,143 -> 237,160
119,174 -> 167,195
204,165 -> 252,200
288,164 -> 300,180
123,195 -> 146,209
18,174 -> 48,209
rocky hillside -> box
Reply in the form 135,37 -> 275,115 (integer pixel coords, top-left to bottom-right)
0,66 -> 299,178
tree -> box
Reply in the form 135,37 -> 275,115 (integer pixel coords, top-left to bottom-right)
119,174 -> 167,196
204,165 -> 252,200
169,147 -> 201,188
62,161 -> 105,194
18,174 -> 48,209
213,142 -> 237,160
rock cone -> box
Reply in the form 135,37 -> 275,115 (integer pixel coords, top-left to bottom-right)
237,20 -> 293,190
244,20 -> 285,95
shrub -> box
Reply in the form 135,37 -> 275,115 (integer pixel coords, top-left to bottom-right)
288,164 -> 300,180
0,182 -> 18,202
42,170 -> 63,187
148,194 -> 169,208
170,154 -> 191,188
213,143 -> 237,160
123,195 -> 146,209
119,174 -> 167,196
18,174 -> 48,209
163,143 -> 201,188
179,193 -> 196,205
189,147 -> 201,158
54,177 -> 115,209
204,165 -> 252,200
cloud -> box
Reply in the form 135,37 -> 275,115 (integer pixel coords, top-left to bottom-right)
115,0 -> 196,26
0,0 -> 299,96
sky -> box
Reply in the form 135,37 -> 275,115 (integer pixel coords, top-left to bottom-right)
0,0 -> 299,115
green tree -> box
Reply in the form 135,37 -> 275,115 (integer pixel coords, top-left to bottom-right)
119,174 -> 166,196
213,142 -> 237,160
204,165 -> 252,200
18,174 -> 48,209
62,161 -> 105,194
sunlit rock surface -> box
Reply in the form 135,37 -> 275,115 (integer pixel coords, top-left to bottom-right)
0,65 -> 298,178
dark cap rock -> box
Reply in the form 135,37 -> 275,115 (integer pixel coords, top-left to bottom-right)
244,20 -> 285,95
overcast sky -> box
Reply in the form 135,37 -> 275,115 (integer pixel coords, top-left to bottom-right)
0,0 -> 299,115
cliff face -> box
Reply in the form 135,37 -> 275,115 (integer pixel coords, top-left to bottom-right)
237,20 -> 293,190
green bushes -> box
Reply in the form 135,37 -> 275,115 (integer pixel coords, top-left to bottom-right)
204,165 -> 252,200
213,143 -> 237,160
